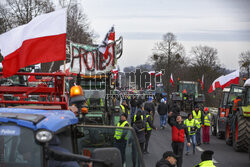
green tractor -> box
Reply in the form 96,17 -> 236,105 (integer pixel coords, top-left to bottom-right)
228,82 -> 250,152
171,81 -> 205,116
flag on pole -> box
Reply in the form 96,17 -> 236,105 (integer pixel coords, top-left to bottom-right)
111,68 -> 119,79
208,70 -> 239,93
156,71 -> 162,77
147,83 -> 152,89
98,26 -> 115,60
148,71 -> 155,75
201,74 -> 204,90
0,9 -> 67,78
170,73 -> 174,87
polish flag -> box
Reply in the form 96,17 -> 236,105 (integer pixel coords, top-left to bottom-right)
147,83 -> 152,89
156,71 -> 162,77
98,26 -> 115,60
0,9 -> 67,78
111,68 -> 119,79
208,70 -> 239,93
170,73 -> 174,87
148,71 -> 155,75
201,74 -> 204,90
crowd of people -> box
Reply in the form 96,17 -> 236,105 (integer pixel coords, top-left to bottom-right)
114,95 -> 216,167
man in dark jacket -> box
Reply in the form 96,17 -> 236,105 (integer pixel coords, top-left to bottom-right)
168,112 -> 190,167
130,95 -> 137,121
144,96 -> 155,118
169,102 -> 180,118
156,151 -> 177,167
144,110 -> 157,154
158,98 -> 168,129
133,114 -> 146,151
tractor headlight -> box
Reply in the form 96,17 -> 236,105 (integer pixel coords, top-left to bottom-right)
36,130 -> 53,143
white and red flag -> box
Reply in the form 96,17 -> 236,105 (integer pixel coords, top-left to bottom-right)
98,26 -> 115,60
0,9 -> 67,78
148,71 -> 155,75
201,74 -> 204,90
156,71 -> 162,77
147,83 -> 152,89
111,68 -> 119,79
170,73 -> 174,87
208,70 -> 239,93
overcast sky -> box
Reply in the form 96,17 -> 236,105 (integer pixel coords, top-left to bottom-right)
81,0 -> 250,71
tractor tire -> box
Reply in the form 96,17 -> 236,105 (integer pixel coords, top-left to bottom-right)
216,116 -> 225,139
225,121 -> 233,146
233,112 -> 250,152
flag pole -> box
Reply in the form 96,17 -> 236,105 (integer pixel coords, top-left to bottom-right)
63,60 -> 66,96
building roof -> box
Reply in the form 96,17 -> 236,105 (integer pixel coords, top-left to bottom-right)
0,108 -> 78,132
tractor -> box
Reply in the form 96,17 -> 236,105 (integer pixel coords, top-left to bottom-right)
171,81 -> 205,116
211,83 -> 250,153
0,71 -> 145,167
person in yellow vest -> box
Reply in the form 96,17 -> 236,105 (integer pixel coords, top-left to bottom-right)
194,150 -> 216,167
192,105 -> 204,146
184,113 -> 200,155
144,110 -> 157,154
120,100 -> 130,117
202,107 -> 211,144
114,113 -> 130,163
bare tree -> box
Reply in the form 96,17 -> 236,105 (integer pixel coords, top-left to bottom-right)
190,45 -> 224,106
0,0 -> 55,33
239,50 -> 250,78
59,0 -> 94,44
150,32 -> 186,97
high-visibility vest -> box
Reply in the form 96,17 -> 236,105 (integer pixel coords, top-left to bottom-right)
184,119 -> 199,135
146,115 -> 152,131
204,113 -> 211,126
192,110 -> 201,124
133,115 -> 143,122
114,121 -> 129,140
120,105 -> 126,113
233,98 -> 241,111
194,160 -> 216,167
100,98 -> 104,107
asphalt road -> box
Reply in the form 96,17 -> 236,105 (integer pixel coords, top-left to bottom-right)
143,112 -> 249,167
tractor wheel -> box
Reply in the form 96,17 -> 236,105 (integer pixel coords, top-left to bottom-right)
233,112 -> 250,152
216,116 -> 225,139
225,121 -> 233,145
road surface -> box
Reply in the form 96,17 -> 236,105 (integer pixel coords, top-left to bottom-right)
143,112 -> 249,167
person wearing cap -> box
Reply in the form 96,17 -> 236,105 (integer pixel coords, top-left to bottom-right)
184,113 -> 200,155
158,98 -> 169,129
192,105 -> 204,146
168,112 -> 190,167
144,109 -> 157,154
202,107 -> 212,144
156,151 -> 177,167
114,113 -> 130,163
194,150 -> 216,167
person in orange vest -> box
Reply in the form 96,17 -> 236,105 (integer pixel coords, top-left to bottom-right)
168,112 -> 190,167
232,96 -> 241,113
